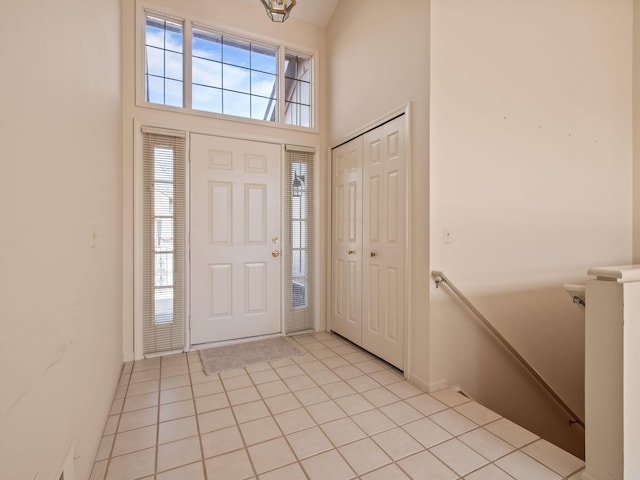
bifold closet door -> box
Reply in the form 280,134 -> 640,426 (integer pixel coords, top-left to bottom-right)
331,115 -> 406,370
331,137 -> 363,344
362,118 -> 406,370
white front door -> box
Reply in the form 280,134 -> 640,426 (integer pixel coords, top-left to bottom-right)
190,134 -> 282,344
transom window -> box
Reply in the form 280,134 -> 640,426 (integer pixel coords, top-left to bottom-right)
144,16 -> 184,107
143,12 -> 313,128
192,28 -> 277,120
284,53 -> 311,127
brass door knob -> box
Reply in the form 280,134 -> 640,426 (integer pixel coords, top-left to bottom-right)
272,250 -> 280,258
348,250 -> 356,255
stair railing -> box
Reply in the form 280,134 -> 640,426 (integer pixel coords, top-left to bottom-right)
431,270 -> 585,429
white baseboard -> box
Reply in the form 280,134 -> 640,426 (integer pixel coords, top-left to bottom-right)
406,372 -> 432,392
426,379 -> 450,393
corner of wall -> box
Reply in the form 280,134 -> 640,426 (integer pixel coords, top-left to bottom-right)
633,0 -> 640,263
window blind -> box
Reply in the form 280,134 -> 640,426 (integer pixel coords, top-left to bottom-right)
142,131 -> 186,354
284,146 -> 315,333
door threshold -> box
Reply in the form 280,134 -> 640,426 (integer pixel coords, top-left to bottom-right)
190,332 -> 283,351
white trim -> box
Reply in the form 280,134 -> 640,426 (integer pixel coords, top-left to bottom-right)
425,379 -> 450,393
325,145 -> 333,334
403,103 -> 414,382
279,143 -> 286,338
278,45 -> 285,124
133,120 -> 145,360
144,348 -> 185,359
332,104 -> 409,151
183,18 -> 193,113
314,144 -> 325,332
140,125 -> 186,137
184,134 -> 192,353
285,144 -> 316,153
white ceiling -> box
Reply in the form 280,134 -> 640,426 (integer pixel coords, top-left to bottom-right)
241,0 -> 341,27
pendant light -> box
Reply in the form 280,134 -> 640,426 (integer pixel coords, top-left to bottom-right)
259,0 -> 297,23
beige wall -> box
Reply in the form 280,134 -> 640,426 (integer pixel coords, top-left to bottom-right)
0,1 -> 123,479
635,0 -> 640,263
121,0 -> 329,360
327,0 -> 431,387
1,0 -> 632,476
430,0 -> 633,457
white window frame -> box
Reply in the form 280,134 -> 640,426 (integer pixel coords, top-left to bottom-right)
135,1 -> 318,132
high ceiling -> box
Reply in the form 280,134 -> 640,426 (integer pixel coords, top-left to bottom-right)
240,0 -> 341,27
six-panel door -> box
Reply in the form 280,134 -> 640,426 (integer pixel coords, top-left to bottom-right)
190,134 -> 282,344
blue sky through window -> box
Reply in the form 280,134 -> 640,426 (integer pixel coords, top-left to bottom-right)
191,28 -> 277,120
144,13 -> 311,126
145,16 -> 183,107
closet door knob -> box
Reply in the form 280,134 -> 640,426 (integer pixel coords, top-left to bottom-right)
370,251 -> 377,257
348,250 -> 356,255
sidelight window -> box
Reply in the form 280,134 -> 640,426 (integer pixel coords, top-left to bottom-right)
142,130 -> 186,354
284,146 -> 315,333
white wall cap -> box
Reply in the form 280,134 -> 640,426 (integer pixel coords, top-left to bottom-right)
587,265 -> 640,282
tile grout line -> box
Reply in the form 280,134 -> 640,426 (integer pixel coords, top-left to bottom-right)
222,364 -> 262,479
288,334 -> 392,479
245,350 -> 312,479
185,351 -> 211,480
91,333 -> 585,480
294,334 -> 476,478
154,355 -> 165,479
99,361 -> 134,480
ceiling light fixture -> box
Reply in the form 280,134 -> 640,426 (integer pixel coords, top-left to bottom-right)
259,0 -> 296,23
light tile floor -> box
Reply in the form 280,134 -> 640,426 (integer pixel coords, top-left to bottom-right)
90,332 -> 585,480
